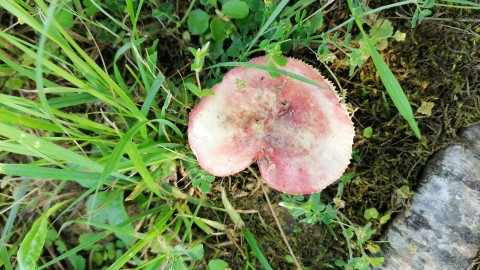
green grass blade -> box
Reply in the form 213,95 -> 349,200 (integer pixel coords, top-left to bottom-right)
243,0 -> 290,57
209,61 -> 327,90
105,206 -> 177,270
100,119 -> 182,183
367,43 -> 421,138
39,205 -> 168,270
107,238 -> 150,270
69,220 -> 146,239
114,147 -> 184,175
0,32 -> 129,115
0,164 -> 118,185
440,0 -> 480,7
0,94 -> 55,119
48,93 -> 98,109
53,110 -> 117,134
125,142 -> 165,199
0,108 -> 63,132
113,38 -> 146,94
1,0 -> 146,121
0,182 -> 28,270
221,188 -> 245,229
347,0 -> 421,138
126,0 -> 145,37
35,0 -> 64,132
141,72 -> 165,116
243,228 -> 273,270
132,44 -> 155,92
0,122 -> 102,171
0,142 -> 44,158
0,51 -> 58,88
83,0 -> 130,32
0,122 -> 132,184
42,231 -> 110,270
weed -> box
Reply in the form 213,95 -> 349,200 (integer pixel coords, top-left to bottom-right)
280,174 -> 384,269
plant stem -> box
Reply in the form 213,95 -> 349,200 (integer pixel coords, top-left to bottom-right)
175,0 -> 197,31
261,184 -> 303,269
336,216 -> 354,260
195,71 -> 202,92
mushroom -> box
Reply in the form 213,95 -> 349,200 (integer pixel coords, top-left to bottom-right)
188,56 -> 354,194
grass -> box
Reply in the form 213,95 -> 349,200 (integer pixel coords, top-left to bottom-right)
0,0 -> 479,269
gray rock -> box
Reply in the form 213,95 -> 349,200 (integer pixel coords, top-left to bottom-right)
377,125 -> 480,270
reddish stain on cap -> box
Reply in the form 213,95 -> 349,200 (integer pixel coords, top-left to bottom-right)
188,56 -> 354,194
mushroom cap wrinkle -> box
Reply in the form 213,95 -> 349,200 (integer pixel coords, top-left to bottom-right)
188,56 -> 355,194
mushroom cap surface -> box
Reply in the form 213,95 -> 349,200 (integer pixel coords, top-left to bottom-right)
188,56 -> 354,194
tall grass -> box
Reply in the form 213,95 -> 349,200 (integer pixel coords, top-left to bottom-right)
0,0 -> 211,269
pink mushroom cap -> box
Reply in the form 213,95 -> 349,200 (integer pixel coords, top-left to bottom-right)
188,56 -> 354,194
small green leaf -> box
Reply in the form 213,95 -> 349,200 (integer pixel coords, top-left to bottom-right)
172,244 -> 204,261
366,243 -> 382,254
347,42 -> 370,75
273,55 -> 288,66
375,38 -> 389,50
420,9 -> 432,16
191,168 -> 215,193
394,30 -> 406,42
188,10 -> 210,35
259,40 -> 270,49
380,211 -> 393,224
369,19 -> 393,40
189,41 -> 210,72
152,2 -> 174,21
208,259 -> 229,270
68,254 -> 86,270
422,0 -> 436,9
271,27 -> 285,40
306,12 -> 323,34
17,201 -> 69,270
363,127 -> 373,138
335,259 -> 347,266
411,9 -> 420,28
366,255 -> 385,267
268,61 -> 280,78
417,101 -> 434,116
83,0 -> 99,16
396,185 -> 413,199
345,227 -> 355,239
55,239 -> 67,252
348,257 -> 369,268
284,254 -> 294,264
4,77 -> 24,89
364,208 -> 379,219
86,191 -> 134,246
188,244 -> 204,260
185,82 -> 201,96
210,18 -> 226,42
199,88 -> 215,97
56,6 -> 74,29
200,181 -> 211,193
222,0 -> 249,19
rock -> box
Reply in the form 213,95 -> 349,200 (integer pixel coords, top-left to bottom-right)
377,125 -> 480,270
